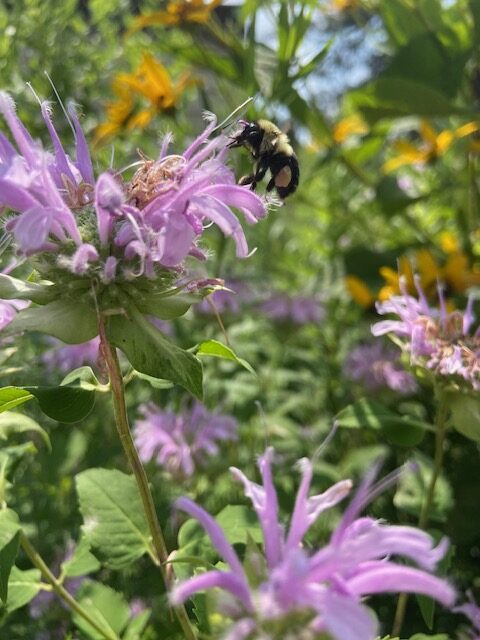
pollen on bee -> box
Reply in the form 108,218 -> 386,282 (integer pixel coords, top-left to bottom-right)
275,166 -> 292,188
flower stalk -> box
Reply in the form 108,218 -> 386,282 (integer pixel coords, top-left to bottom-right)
20,533 -> 118,640
392,393 -> 449,637
98,314 -> 196,640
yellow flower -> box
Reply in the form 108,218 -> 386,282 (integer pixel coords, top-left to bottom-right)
332,0 -> 360,10
128,0 -> 222,33
377,257 -> 414,301
346,242 -> 480,310
383,120 -> 479,173
95,54 -> 196,144
345,275 -> 375,308
333,114 -> 368,144
439,231 -> 460,254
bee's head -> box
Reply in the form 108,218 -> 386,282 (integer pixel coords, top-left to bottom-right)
227,121 -> 263,151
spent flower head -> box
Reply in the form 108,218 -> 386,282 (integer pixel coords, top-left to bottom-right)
372,276 -> 480,391
134,401 -> 238,479
171,448 -> 455,640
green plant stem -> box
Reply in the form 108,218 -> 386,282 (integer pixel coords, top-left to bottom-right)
20,533 -> 118,640
98,316 -> 196,640
391,395 -> 449,638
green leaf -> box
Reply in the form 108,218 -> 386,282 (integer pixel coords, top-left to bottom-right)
383,34 -> 468,99
73,580 -> 129,639
196,340 -> 256,375
0,387 -> 33,414
215,505 -> 262,546
76,468 -> 152,569
62,537 -> 101,578
0,274 -> 55,304
447,391 -> 480,442
122,609 -> 151,640
24,385 -> 96,424
136,291 -> 200,320
394,453 -> 453,522
179,505 -> 261,550
0,510 -> 21,603
375,175 -> 422,214
2,566 -> 41,614
105,307 -> 203,400
0,411 -> 51,451
292,40 -> 332,80
335,398 -> 428,446
61,367 -> 100,390
4,298 -> 98,344
349,78 -> 459,124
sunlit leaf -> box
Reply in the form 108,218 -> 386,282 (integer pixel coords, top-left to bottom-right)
0,510 -> 21,603
76,468 -> 152,569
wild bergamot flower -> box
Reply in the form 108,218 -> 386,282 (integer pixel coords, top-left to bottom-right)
171,448 -> 455,640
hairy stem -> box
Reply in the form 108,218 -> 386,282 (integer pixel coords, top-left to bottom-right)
98,316 -> 196,640
20,533 -> 118,640
391,396 -> 449,637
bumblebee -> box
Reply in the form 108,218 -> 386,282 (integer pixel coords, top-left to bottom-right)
228,119 -> 299,199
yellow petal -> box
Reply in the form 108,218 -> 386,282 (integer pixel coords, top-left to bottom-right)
455,122 -> 479,138
420,120 -> 438,146
435,130 -> 454,155
333,114 -> 368,143
383,141 -> 428,172
416,249 -> 439,289
442,252 -> 470,293
345,276 -> 375,307
379,266 -> 400,289
439,231 -> 459,254
378,285 -> 397,301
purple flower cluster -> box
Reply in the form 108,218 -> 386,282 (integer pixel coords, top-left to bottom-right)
259,294 -> 325,325
344,340 -> 418,394
171,448 -> 455,640
134,401 -> 238,479
0,93 -> 266,283
42,336 -> 101,372
372,277 -> 480,390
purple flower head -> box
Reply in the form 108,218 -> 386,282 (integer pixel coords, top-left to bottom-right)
133,401 -> 238,479
171,449 -> 455,640
0,93 -> 266,286
259,294 -> 325,325
456,591 -> 480,640
372,276 -> 480,391
344,340 -> 418,394
42,336 -> 101,373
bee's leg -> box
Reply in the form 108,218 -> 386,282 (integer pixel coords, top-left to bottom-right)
253,157 -> 269,183
266,177 -> 275,192
239,174 -> 256,189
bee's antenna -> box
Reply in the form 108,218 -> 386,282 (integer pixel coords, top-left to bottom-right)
211,96 -> 257,133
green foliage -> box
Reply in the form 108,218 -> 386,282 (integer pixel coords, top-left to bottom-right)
76,468 -> 152,569
196,339 -> 256,374
73,580 -> 130,639
335,398 -> 430,446
2,567 -> 41,615
0,510 -> 21,603
1,0 -> 479,637
106,308 -> 203,399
